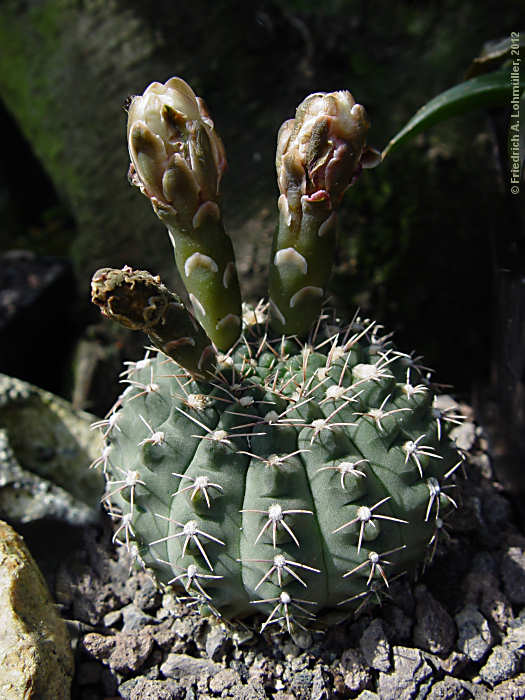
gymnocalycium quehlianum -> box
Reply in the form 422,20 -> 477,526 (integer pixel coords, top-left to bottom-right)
90,77 -> 464,635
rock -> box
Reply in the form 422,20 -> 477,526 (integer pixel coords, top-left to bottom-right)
338,648 -> 372,693
121,603 -> 158,632
82,630 -> 154,674
455,605 -> 493,662
432,651 -> 468,676
490,673 -> 525,700
482,492 -> 512,530
311,665 -> 330,700
118,677 -> 183,700
81,633 -> 116,661
160,653 -> 222,681
205,621 -> 231,660
426,677 -> 468,699
503,608 -> 525,653
0,519 -> 74,699
103,609 -> 122,628
382,605 -> 413,644
458,680 -> 490,699
450,420 -> 476,452
479,645 -> 519,686
231,678 -> 266,699
360,618 -> 391,672
208,668 -> 241,694
0,373 -> 104,526
412,585 -> 456,656
377,646 -> 433,700
126,570 -> 161,611
502,547 -> 525,605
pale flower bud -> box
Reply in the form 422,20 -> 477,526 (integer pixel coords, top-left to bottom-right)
276,90 -> 380,209
127,77 -> 226,221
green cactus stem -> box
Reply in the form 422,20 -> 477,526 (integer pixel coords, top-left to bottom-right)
268,91 -> 381,337
91,266 -> 215,379
127,77 -> 242,351
93,313 -> 464,631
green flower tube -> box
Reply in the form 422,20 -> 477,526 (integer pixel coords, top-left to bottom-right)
268,90 -> 380,336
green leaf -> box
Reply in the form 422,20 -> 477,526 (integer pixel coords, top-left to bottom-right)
465,34 -> 525,79
382,70 -> 525,159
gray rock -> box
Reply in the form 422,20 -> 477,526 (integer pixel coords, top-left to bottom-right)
503,608 -> 525,653
455,680 -> 489,699
360,618 -> 391,672
205,622 -> 231,660
356,693 -> 379,700
121,603 -> 158,632
383,605 -> 413,644
479,645 -> 519,686
311,665 -> 330,700
0,429 -> 99,527
208,668 -> 241,694
377,646 -> 433,700
103,609 -> 122,628
450,420 -> 476,452
426,677 -> 468,699
0,374 -> 104,526
412,585 -> 456,657
160,653 -> 222,681
81,632 -> 116,661
490,673 -> 525,700
339,648 -> 372,693
231,678 -> 266,699
118,677 -> 183,700
126,571 -> 161,611
502,547 -> 525,605
455,605 -> 493,662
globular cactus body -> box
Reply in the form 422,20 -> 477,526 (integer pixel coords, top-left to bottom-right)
100,316 -> 462,630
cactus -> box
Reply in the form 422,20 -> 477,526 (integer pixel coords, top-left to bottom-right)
91,78 -> 464,633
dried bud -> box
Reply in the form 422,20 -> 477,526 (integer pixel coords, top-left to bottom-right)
91,266 -> 215,378
276,90 -> 380,210
127,77 -> 226,221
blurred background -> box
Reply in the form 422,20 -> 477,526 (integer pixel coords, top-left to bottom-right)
0,0 -> 523,497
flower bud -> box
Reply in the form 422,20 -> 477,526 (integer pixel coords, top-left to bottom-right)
276,90 -> 379,210
91,266 -> 215,378
127,77 -> 226,222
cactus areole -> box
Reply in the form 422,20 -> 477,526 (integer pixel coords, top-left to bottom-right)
91,77 -> 463,633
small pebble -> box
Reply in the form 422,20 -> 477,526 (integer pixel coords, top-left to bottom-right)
339,648 -> 372,693
426,676 -> 468,699
377,646 -> 433,700
413,585 -> 456,657
502,547 -> 525,605
455,605 -> 493,662
479,645 -> 519,686
360,619 -> 391,672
